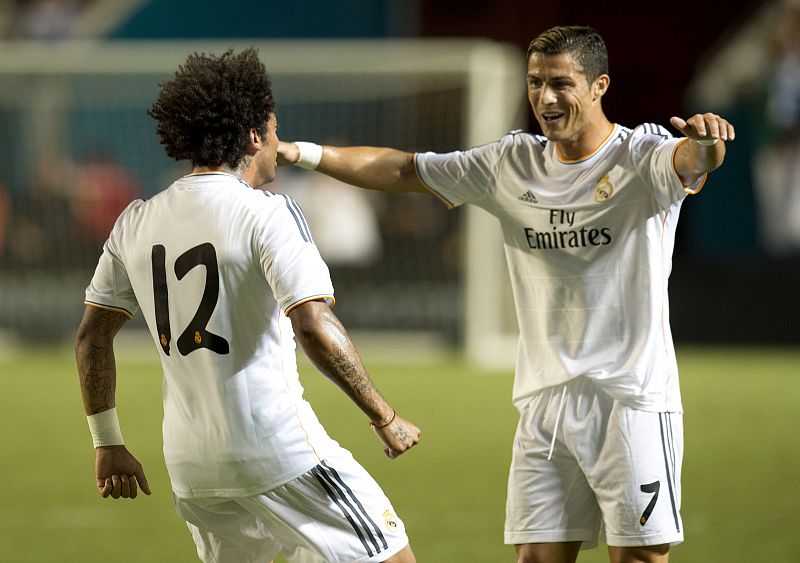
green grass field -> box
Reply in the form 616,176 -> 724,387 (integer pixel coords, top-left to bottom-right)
1,344 -> 799,562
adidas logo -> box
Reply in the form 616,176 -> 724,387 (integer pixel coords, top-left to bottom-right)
518,190 -> 538,204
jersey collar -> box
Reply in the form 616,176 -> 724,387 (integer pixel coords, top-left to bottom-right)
554,124 -> 618,165
184,171 -> 253,189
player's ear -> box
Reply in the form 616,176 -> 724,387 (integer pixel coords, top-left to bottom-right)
246,128 -> 261,155
592,74 -> 610,101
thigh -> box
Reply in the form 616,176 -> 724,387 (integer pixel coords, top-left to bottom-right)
516,541 -> 582,563
173,495 -> 281,563
242,448 -> 410,563
584,405 -> 684,548
505,388 -> 602,549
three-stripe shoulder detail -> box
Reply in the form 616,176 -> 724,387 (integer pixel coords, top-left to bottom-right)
282,194 -> 313,243
616,126 -> 632,143
642,123 -> 671,139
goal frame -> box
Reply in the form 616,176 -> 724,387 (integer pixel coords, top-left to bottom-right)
0,39 -> 525,366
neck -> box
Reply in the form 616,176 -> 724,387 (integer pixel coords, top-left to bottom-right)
555,118 -> 614,161
192,158 -> 249,177
192,165 -> 233,175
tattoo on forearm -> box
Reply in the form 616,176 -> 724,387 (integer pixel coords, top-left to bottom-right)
79,344 -> 116,412
318,308 -> 382,415
76,308 -> 126,414
327,342 -> 378,408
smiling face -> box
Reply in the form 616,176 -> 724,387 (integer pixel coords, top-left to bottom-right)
527,51 -> 609,150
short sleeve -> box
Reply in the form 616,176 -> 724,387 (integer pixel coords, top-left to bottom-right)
415,136 -> 510,208
84,202 -> 142,318
632,124 -> 706,209
256,195 -> 334,314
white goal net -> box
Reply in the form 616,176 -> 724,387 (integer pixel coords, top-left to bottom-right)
0,39 -> 523,366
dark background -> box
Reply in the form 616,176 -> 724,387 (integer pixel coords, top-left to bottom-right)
109,0 -> 799,344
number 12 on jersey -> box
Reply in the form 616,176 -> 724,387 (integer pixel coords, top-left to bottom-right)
151,243 -> 230,356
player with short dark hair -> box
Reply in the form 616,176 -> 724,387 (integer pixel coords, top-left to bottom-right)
279,25 -> 734,563
76,47 -> 419,563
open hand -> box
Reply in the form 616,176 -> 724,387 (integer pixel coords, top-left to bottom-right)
670,113 -> 735,143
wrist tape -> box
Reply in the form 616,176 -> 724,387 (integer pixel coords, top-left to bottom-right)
295,142 -> 323,170
87,407 -> 125,447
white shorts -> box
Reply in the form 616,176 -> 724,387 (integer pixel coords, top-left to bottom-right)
505,376 -> 683,549
173,448 -> 409,563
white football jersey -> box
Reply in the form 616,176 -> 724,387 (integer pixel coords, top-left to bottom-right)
85,172 -> 339,497
416,124 -> 705,412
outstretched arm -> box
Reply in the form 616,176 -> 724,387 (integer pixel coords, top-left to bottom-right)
670,113 -> 735,187
278,141 -> 428,194
288,299 -> 421,458
76,305 -> 151,499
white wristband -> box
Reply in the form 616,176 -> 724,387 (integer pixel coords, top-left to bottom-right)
695,138 -> 719,146
294,142 -> 323,170
87,407 -> 125,447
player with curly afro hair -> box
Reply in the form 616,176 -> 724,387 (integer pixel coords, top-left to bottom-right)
149,48 -> 275,173
78,45 -> 420,563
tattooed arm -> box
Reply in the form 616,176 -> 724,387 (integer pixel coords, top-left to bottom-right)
76,306 -> 127,414
288,299 -> 421,458
76,306 -> 151,499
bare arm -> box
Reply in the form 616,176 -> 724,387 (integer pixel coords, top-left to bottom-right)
76,306 -> 127,414
288,299 -> 420,458
278,141 -> 428,194
670,113 -> 735,187
75,305 -> 151,498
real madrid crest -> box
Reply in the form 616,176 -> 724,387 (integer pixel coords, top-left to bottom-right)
593,175 -> 613,202
383,508 -> 398,529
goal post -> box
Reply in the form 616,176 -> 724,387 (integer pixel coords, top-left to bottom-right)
0,39 -> 523,366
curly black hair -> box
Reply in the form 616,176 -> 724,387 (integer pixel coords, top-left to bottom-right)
148,48 -> 275,169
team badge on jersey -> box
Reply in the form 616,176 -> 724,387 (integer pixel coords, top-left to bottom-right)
593,175 -> 614,202
383,508 -> 398,529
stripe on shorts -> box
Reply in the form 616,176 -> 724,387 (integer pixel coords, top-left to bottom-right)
659,413 -> 680,532
665,413 -> 678,490
311,463 -> 386,556
322,460 -> 388,550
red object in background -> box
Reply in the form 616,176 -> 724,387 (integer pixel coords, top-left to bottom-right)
73,157 -> 141,244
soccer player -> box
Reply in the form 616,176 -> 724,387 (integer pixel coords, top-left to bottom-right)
279,26 -> 734,563
75,48 -> 420,563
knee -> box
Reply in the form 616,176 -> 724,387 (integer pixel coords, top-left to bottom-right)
608,543 -> 670,563
515,542 -> 581,563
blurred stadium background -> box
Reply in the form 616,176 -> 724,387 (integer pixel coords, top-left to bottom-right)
0,0 -> 798,561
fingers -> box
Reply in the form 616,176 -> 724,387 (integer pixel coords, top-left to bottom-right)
669,116 -> 687,131
111,475 -> 122,499
135,467 -> 152,496
725,119 -> 736,141
98,477 -> 112,498
676,113 -> 735,142
276,141 -> 300,166
97,473 -> 149,499
691,114 -> 709,137
374,416 -> 421,459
